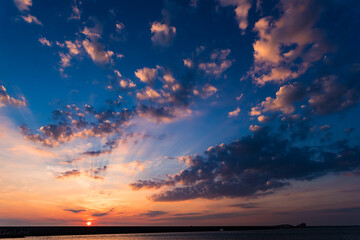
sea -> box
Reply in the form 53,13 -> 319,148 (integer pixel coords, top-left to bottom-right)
7,227 -> 360,240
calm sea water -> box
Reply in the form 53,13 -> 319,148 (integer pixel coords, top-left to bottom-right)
8,227 -> 360,240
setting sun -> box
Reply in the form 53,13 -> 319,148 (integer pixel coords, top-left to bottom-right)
86,221 -> 92,226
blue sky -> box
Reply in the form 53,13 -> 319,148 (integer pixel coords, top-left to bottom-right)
0,0 -> 360,226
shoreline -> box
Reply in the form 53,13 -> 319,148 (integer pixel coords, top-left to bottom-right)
0,224 -> 308,238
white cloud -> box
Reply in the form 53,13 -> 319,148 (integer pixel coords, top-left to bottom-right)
249,124 -> 262,132
183,58 -> 194,68
135,67 -> 158,85
68,4 -> 81,20
257,115 -> 269,123
199,49 -> 233,78
81,27 -> 101,39
218,0 -> 252,33
0,85 -> 26,108
249,0 -> 328,85
150,22 -> 176,46
82,39 -> 113,64
22,14 -> 42,25
228,107 -> 240,117
236,93 -> 243,101
114,70 -> 122,78
136,87 -> 161,100
116,22 -> 125,31
59,52 -> 71,67
65,40 -> 81,55
257,83 -> 306,115
38,37 -> 51,47
119,79 -> 136,89
13,0 -> 32,12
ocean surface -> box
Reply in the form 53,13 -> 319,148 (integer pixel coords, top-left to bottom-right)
8,227 -> 360,240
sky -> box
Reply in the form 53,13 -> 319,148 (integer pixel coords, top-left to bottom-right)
0,0 -> 360,226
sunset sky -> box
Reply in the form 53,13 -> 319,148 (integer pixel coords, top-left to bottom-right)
1,0 -> 360,226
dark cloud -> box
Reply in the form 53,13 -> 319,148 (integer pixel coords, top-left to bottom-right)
92,208 -> 114,217
64,209 -> 86,214
130,179 -> 175,191
173,212 -> 202,217
308,75 -> 360,115
230,203 -> 259,209
137,105 -> 177,123
131,127 -> 360,202
140,210 -> 168,217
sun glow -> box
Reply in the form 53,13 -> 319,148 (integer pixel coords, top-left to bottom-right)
86,221 -> 92,226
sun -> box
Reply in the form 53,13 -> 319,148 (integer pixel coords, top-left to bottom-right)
86,221 -> 92,226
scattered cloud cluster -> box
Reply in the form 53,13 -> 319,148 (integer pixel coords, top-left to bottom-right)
198,49 -> 233,78
19,100 -> 134,148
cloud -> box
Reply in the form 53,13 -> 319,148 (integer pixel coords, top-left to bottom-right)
247,0 -> 328,85
218,0 -> 252,33
68,1 -> 81,20
56,166 -> 108,180
193,84 -> 218,99
135,67 -> 158,85
0,84 -> 26,108
183,58 -> 194,68
257,115 -> 269,123
56,169 -> 81,179
228,107 -> 240,117
82,39 -> 113,64
198,49 -> 233,78
136,87 -> 161,100
20,100 -> 134,147
38,37 -> 51,47
119,79 -> 136,89
131,127 -> 360,201
255,73 -> 360,118
58,52 -> 71,69
137,105 -> 178,124
21,14 -> 42,25
92,208 -> 113,217
236,93 -> 243,101
116,22 -> 125,31
230,203 -> 259,209
65,40 -> 81,55
13,0 -> 32,12
308,76 -> 360,115
258,82 -> 306,115
248,124 -> 262,132
81,26 -> 101,39
140,210 -> 167,217
64,209 -> 86,214
150,22 -> 176,46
